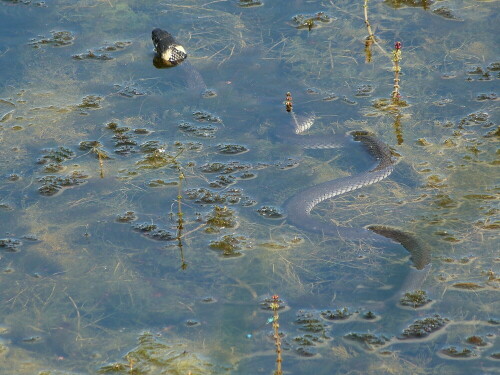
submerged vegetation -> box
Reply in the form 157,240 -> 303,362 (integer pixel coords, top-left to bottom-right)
0,0 -> 498,374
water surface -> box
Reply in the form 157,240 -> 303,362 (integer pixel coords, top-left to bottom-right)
0,0 -> 498,374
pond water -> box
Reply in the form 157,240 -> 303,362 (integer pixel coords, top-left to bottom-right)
0,0 -> 498,374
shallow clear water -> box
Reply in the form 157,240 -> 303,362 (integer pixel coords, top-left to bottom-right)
0,0 -> 498,374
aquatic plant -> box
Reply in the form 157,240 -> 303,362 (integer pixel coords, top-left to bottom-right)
238,0 -> 263,8
399,289 -> 431,308
321,307 -> 353,321
344,332 -> 389,351
270,294 -> 283,375
174,164 -> 187,270
391,41 -> 402,103
363,0 -> 389,62
209,234 -> 246,257
440,346 -> 475,358
98,332 -> 221,374
205,206 -> 237,233
291,12 -> 332,31
399,314 -> 449,339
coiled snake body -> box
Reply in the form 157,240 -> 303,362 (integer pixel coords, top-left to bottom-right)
282,111 -> 431,272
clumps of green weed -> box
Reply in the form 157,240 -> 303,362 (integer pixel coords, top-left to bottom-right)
200,161 -> 252,175
136,144 -> 169,169
205,206 -> 237,233
465,335 -> 487,347
73,41 -> 132,61
37,146 -> 74,165
260,296 -> 287,311
399,314 -> 449,339
238,0 -> 263,8
372,97 -> 408,112
344,333 -> 390,351
116,211 -> 137,223
38,171 -> 89,196
440,346 -> 475,358
293,334 -> 325,347
399,290 -> 431,308
384,0 -> 435,9
29,31 -> 74,48
216,144 -> 248,155
200,161 -> 255,188
290,310 -> 330,357
291,12 -> 332,30
257,206 -> 283,219
179,122 -> 218,138
192,110 -> 222,123
106,121 -> 139,155
0,238 -> 22,252
321,307 -> 353,321
209,234 -> 247,257
35,146 -> 90,195
79,140 -> 110,160
98,332 -> 225,374
77,95 -> 103,110
186,187 -> 255,206
295,311 -> 327,334
132,223 -> 175,241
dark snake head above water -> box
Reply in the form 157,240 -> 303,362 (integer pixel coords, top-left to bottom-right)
151,28 -> 208,93
152,28 -> 187,66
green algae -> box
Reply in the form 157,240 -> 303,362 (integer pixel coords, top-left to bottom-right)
321,307 -> 353,321
216,144 -> 248,155
37,171 -> 89,196
238,0 -> 263,7
98,332 -> 226,374
132,222 -> 175,241
440,346 -> 475,359
452,282 -> 485,290
291,12 -> 333,30
192,111 -> 222,123
209,234 -> 247,257
465,335 -> 487,347
0,238 -> 22,251
399,315 -> 449,339
399,290 -> 431,308
116,211 -> 137,223
205,206 -> 237,233
256,205 -> 283,219
344,333 -> 389,351
179,122 -> 218,138
29,31 -> 75,48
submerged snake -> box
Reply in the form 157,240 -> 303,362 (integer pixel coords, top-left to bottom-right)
282,112 -> 431,271
153,29 -> 431,297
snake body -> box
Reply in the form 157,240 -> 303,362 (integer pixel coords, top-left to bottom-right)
282,112 -> 431,272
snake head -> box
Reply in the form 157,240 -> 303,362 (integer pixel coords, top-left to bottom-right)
152,28 -> 187,66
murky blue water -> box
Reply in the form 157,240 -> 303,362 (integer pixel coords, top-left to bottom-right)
0,0 -> 498,374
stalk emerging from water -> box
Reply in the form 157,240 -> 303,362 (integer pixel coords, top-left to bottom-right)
271,294 -> 283,375
363,0 -> 389,61
392,41 -> 402,103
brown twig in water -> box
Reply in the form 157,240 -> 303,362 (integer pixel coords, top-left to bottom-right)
363,0 -> 389,60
